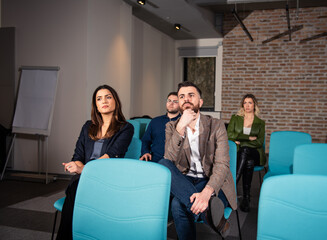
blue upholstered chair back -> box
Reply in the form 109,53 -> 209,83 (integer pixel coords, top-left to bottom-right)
127,120 -> 141,138
228,140 -> 237,190
293,143 -> 327,175
265,131 -> 311,179
133,118 -> 151,139
257,175 -> 327,240
224,140 -> 237,219
125,137 -> 142,159
73,158 -> 171,240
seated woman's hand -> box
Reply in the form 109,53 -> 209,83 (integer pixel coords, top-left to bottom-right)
249,136 -> 257,141
62,161 -> 84,174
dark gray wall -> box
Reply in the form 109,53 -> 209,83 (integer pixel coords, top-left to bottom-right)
0,27 -> 15,129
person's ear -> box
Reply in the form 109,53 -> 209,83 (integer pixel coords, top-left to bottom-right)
199,98 -> 203,108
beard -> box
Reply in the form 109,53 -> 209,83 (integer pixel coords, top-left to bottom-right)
167,109 -> 179,114
181,102 -> 200,113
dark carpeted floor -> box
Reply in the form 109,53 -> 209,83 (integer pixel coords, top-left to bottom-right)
0,170 -> 264,240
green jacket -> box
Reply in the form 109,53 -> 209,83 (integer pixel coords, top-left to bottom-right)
227,114 -> 266,166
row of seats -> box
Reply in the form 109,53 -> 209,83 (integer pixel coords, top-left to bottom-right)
254,130 -> 311,185
52,140 -> 242,239
257,142 -> 327,239
53,130 -> 325,239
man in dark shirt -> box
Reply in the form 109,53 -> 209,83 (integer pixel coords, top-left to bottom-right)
140,92 -> 180,162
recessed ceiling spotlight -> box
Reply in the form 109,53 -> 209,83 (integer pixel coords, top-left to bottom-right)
174,24 -> 181,30
137,0 -> 159,8
137,0 -> 146,5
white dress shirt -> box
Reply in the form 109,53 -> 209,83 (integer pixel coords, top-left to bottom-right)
186,115 -> 205,178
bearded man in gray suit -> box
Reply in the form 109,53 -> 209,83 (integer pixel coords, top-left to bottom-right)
159,81 -> 236,240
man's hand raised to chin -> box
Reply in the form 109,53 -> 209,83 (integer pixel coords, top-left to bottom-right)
176,109 -> 197,136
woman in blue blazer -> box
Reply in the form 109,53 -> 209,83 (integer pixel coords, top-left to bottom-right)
227,94 -> 266,212
57,85 -> 133,239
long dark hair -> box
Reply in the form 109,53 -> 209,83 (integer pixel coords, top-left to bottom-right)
88,85 -> 126,140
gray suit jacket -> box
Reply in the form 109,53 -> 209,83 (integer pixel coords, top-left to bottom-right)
164,113 -> 237,210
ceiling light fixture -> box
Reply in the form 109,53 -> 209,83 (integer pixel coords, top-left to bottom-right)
137,0 -> 145,5
174,24 -> 181,30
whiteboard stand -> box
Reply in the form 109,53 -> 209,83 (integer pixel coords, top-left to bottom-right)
37,135 -> 42,174
1,134 -> 53,184
40,135 -> 50,184
37,135 -> 50,184
3,66 -> 60,184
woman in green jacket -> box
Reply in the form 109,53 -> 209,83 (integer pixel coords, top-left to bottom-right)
227,94 -> 266,212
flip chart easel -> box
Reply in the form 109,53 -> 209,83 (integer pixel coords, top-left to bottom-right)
1,66 -> 59,183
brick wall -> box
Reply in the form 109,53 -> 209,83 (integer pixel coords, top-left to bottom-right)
222,7 -> 327,151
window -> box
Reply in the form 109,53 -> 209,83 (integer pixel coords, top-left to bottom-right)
183,57 -> 216,111
176,39 -> 223,118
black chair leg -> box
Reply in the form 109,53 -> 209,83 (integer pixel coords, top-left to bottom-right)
51,210 -> 58,240
236,209 -> 242,240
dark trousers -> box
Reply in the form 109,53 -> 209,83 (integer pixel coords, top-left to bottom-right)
56,174 -> 80,240
237,146 -> 260,197
159,159 -> 228,240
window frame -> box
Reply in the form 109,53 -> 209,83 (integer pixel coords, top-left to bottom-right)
175,39 -> 223,119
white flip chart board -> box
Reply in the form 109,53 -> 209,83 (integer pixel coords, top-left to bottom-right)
12,66 -> 59,136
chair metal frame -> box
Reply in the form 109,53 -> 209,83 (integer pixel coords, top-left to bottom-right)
51,196 -> 66,240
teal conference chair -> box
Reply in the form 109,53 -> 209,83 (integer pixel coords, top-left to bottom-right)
133,118 -> 152,139
253,166 -> 266,187
263,131 -> 311,180
257,175 -> 327,240
293,143 -> 327,175
196,140 -> 242,239
73,158 -> 171,240
127,120 -> 141,138
253,136 -> 267,186
125,137 -> 142,159
51,197 -> 66,240
225,140 -> 242,239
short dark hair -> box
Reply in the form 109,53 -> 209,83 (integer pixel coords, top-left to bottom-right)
177,81 -> 202,97
167,91 -> 178,99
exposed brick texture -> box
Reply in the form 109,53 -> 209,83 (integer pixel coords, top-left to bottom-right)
222,7 -> 327,151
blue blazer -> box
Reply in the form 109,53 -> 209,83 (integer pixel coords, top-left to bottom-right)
72,120 -> 134,164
